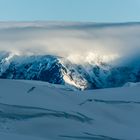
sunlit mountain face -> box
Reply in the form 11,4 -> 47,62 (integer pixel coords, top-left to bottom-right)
0,22 -> 140,90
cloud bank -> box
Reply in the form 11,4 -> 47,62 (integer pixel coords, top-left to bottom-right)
0,22 -> 140,65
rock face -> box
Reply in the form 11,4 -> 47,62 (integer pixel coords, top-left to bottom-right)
0,51 -> 140,90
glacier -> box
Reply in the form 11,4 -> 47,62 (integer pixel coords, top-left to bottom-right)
0,79 -> 140,140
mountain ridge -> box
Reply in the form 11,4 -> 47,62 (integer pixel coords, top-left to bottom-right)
0,51 -> 140,90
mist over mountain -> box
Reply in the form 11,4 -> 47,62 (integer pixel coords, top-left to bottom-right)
0,22 -> 140,90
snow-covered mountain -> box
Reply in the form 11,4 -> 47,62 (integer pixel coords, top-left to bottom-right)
1,79 -> 140,140
0,51 -> 140,90
0,22 -> 140,89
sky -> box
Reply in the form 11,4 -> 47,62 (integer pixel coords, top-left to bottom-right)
0,0 -> 140,22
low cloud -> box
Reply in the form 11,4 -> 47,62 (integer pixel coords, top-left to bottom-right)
0,22 -> 140,65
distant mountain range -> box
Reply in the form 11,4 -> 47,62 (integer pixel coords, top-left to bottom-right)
0,51 -> 139,90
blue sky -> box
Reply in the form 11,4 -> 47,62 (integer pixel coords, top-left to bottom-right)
0,0 -> 140,22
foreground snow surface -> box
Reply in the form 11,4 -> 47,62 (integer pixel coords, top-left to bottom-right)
0,79 -> 140,140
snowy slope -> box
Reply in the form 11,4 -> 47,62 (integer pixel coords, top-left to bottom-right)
0,79 -> 140,140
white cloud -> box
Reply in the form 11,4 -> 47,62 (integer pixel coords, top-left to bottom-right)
0,22 -> 140,66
